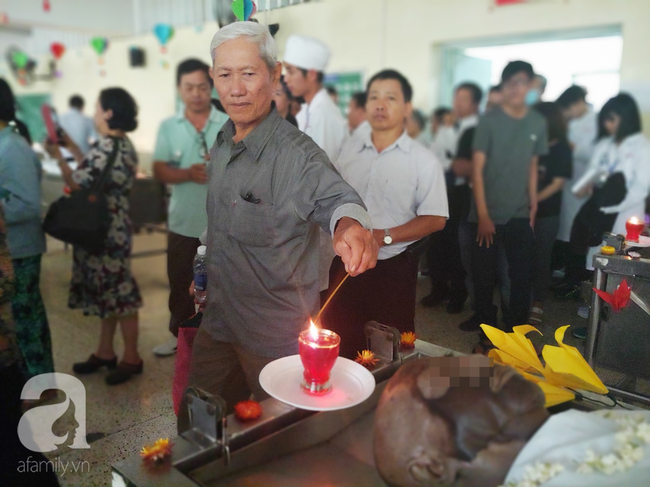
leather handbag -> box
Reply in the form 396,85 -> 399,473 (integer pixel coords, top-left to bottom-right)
43,138 -> 120,252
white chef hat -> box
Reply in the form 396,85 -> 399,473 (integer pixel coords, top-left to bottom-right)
283,35 -> 330,72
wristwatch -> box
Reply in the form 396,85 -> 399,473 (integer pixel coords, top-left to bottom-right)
383,229 -> 393,246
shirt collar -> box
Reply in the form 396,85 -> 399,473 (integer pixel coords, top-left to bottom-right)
359,129 -> 412,154
458,113 -> 479,129
305,88 -> 329,110
176,105 -> 223,126
217,106 -> 282,162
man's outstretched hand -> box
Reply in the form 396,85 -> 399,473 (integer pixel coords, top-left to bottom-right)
333,217 -> 378,277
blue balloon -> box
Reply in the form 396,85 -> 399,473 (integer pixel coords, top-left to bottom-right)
154,23 -> 174,46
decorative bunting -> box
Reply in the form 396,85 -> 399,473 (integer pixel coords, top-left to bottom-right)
50,42 -> 65,60
232,0 -> 257,21
153,23 -> 175,53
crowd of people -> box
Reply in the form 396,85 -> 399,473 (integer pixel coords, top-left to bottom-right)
0,20 -> 648,455
417,67 -> 650,350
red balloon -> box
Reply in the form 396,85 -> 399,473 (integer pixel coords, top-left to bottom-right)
50,42 -> 65,60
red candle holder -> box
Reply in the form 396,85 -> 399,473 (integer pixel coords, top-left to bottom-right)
298,325 -> 340,396
626,217 -> 644,242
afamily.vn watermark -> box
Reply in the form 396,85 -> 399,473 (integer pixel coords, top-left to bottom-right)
17,456 -> 90,477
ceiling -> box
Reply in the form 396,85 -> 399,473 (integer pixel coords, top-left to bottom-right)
0,0 -> 313,57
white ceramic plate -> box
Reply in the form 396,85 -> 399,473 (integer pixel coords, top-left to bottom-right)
259,355 -> 375,412
626,235 -> 650,248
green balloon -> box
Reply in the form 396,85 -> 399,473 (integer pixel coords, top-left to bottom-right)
12,51 -> 28,69
90,37 -> 107,56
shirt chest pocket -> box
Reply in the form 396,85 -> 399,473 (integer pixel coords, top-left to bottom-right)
381,169 -> 415,211
229,196 -> 275,247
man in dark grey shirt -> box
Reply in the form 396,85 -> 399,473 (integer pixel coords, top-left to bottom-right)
460,61 -> 548,342
178,21 -> 377,428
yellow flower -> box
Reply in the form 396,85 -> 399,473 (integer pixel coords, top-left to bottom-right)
400,331 -> 417,349
140,438 -> 173,463
355,350 -> 379,368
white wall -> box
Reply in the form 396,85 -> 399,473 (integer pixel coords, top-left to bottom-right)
0,0 -> 135,35
4,0 -> 650,168
8,23 -> 220,170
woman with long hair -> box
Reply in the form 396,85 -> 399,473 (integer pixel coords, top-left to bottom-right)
557,94 -> 650,321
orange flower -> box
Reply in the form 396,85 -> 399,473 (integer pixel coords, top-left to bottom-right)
355,350 -> 379,368
140,438 -> 173,463
400,331 -> 417,349
234,399 -> 263,421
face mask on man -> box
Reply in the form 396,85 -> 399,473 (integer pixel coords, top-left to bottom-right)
525,88 -> 541,106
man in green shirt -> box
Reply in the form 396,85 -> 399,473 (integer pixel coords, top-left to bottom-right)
152,59 -> 228,356
461,61 -> 548,343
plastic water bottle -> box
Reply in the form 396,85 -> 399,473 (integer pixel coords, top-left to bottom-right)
193,245 -> 208,305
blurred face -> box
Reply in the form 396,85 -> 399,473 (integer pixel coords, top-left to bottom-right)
604,112 -> 621,136
283,63 -> 310,99
289,99 -> 302,117
93,99 -> 112,134
565,101 -> 586,120
272,82 -> 290,118
212,37 -> 281,128
178,70 -> 212,114
405,114 -> 422,138
347,99 -> 366,131
367,79 -> 411,133
454,88 -> 477,119
486,90 -> 502,111
531,76 -> 546,96
501,72 -> 531,108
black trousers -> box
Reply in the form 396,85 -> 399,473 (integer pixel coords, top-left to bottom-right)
471,218 -> 534,329
427,185 -> 471,297
167,232 -> 201,336
321,252 -> 418,359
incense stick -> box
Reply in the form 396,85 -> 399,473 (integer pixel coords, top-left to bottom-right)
314,273 -> 350,324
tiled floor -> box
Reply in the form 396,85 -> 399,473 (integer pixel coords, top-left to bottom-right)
36,232 -> 594,486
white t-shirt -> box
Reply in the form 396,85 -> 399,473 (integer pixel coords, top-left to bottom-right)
335,130 -> 449,260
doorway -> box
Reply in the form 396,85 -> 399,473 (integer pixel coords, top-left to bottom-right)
439,25 -> 623,111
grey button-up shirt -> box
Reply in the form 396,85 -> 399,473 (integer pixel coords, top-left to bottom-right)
202,107 -> 371,359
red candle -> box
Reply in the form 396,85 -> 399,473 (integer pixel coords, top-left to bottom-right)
298,321 -> 340,396
626,217 -> 644,242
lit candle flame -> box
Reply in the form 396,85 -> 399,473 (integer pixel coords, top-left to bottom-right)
308,320 -> 319,341
629,217 -> 640,225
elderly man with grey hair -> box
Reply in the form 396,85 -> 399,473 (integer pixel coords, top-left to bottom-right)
178,21 -> 378,430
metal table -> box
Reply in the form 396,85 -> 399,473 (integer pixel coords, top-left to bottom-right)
586,251 -> 650,406
111,341 -> 462,487
112,334 -> 634,487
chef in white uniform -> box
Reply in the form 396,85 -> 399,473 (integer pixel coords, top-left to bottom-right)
283,34 -> 348,295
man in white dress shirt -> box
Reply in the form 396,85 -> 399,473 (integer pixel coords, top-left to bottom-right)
58,95 -> 96,155
283,34 -> 348,296
322,70 -> 448,358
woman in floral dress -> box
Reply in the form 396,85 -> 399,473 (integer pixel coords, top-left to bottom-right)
46,88 -> 143,385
